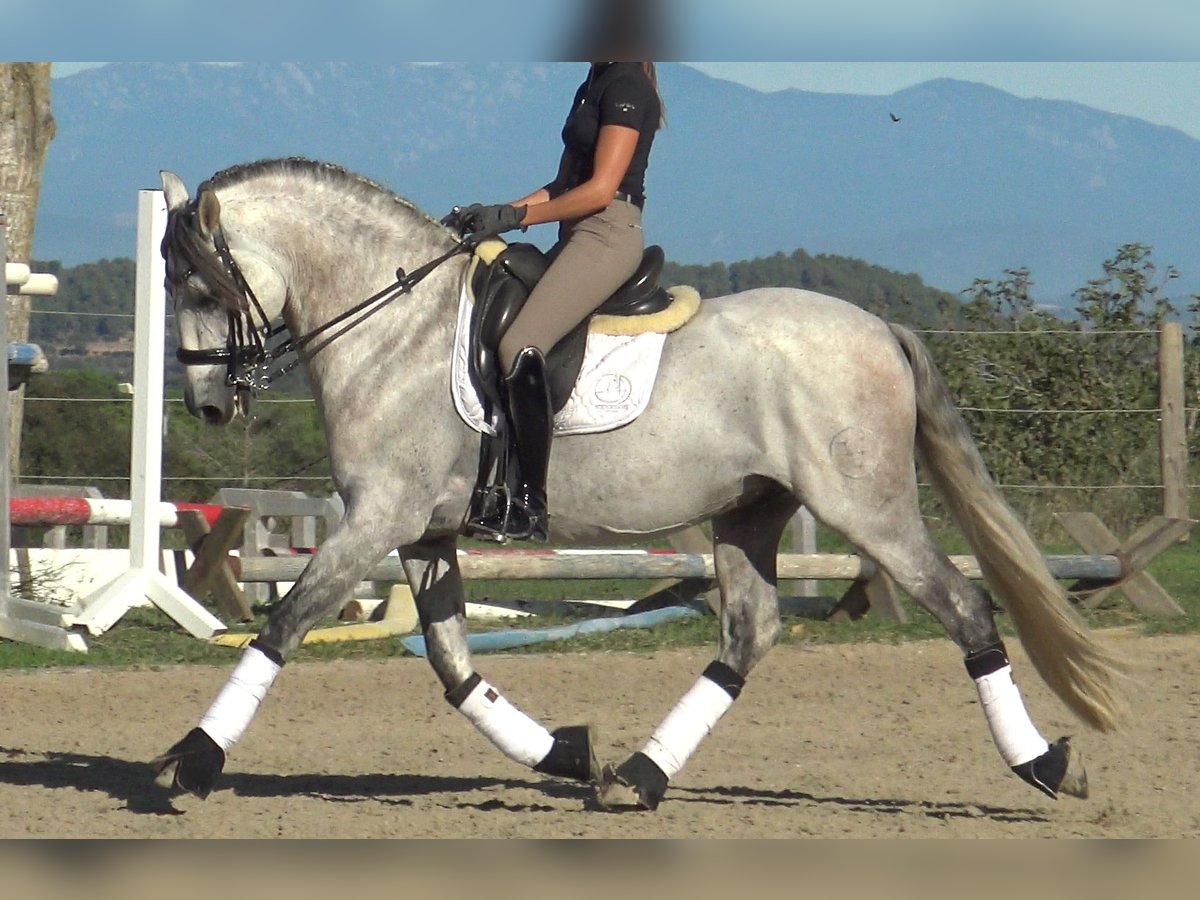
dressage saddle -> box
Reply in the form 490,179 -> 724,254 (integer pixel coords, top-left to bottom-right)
464,240 -> 672,540
468,241 -> 672,413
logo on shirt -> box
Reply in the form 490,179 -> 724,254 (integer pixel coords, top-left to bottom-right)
616,102 -> 637,114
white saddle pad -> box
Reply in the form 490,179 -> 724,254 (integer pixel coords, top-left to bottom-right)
451,282 -> 670,436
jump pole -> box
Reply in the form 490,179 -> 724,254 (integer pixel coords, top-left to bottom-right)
9,497 -> 226,528
63,190 -> 226,640
230,549 -> 1124,584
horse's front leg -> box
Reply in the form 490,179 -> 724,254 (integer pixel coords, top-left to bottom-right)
598,493 -> 797,811
151,510 -> 398,799
401,534 -> 598,784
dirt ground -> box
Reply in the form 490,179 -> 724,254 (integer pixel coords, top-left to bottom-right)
1,629 -> 1196,838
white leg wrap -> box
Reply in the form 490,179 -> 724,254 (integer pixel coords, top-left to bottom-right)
641,675 -> 736,779
975,665 -> 1050,767
198,645 -> 282,752
457,678 -> 555,769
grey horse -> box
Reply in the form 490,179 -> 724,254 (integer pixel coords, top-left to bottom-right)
151,158 -> 1124,811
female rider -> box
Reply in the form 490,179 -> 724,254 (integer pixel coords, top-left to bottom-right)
453,62 -> 665,542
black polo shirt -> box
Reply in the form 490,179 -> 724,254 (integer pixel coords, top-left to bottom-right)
557,63 -> 660,205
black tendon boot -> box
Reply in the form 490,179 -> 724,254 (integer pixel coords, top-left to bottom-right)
469,346 -> 553,542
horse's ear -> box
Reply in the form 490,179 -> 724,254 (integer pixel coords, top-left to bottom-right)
197,189 -> 222,239
161,170 -> 191,211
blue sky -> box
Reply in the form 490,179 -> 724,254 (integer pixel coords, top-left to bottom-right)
15,0 -> 1200,59
687,63 -> 1200,141
678,1 -> 1200,58
52,61 -> 1200,142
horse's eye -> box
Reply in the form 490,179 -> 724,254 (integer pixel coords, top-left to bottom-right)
169,278 -> 219,312
186,290 -> 221,311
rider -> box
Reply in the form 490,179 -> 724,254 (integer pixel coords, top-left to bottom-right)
452,62 -> 665,542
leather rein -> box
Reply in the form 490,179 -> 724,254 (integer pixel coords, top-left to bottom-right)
174,222 -> 470,393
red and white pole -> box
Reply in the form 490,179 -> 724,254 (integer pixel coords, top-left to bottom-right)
10,497 -> 225,529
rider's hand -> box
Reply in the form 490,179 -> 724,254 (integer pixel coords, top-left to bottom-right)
461,203 -> 528,241
440,203 -> 483,232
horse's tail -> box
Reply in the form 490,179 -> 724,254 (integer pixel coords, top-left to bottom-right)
888,323 -> 1127,733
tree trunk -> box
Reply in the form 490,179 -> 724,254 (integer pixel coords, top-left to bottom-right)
0,63 -> 56,478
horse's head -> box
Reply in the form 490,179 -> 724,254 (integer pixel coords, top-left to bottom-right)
160,169 -> 287,425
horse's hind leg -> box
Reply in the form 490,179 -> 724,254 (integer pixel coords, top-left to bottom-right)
809,478 -> 1087,800
598,489 -> 798,811
401,535 -> 598,784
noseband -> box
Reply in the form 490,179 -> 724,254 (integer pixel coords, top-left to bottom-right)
174,220 -> 469,394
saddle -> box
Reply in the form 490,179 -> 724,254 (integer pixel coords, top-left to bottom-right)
467,239 -> 672,414
464,239 -> 674,539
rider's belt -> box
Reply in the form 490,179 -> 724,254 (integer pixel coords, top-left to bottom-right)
614,190 -> 645,210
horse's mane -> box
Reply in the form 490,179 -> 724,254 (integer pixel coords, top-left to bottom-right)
165,157 -> 440,313
198,157 -> 428,221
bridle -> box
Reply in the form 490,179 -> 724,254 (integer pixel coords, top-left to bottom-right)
173,220 -> 470,394
173,223 -> 278,388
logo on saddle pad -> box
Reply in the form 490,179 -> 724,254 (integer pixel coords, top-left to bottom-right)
594,374 -> 634,406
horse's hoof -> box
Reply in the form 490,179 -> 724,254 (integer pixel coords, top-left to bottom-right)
150,727 -> 226,799
1056,739 -> 1089,799
594,753 -> 668,812
596,765 -> 646,810
534,725 -> 601,783
1012,736 -> 1088,800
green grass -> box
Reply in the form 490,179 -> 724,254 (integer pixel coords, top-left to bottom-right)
2,539 -> 1197,671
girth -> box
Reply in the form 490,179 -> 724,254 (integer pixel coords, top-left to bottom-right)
468,241 -> 672,412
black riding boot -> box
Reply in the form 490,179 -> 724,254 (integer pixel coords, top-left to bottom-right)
469,346 -> 553,542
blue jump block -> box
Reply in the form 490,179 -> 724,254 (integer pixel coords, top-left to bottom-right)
8,342 -> 47,390
8,343 -> 45,366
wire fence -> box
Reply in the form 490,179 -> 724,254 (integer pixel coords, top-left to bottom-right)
19,313 -> 1194,540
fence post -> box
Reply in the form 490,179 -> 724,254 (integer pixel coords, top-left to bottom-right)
1,212 -> 10,603
1158,322 -> 1188,528
789,507 -> 817,598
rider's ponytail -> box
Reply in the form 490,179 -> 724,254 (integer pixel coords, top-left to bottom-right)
642,63 -> 666,129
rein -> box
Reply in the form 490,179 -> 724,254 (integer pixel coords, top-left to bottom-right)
175,222 -> 470,393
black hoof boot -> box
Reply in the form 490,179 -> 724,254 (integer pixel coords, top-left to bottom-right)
1012,736 -> 1088,800
151,727 -> 226,799
534,725 -> 600,782
596,752 -> 669,811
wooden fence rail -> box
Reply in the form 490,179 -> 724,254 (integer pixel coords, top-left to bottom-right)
230,550 -> 1124,584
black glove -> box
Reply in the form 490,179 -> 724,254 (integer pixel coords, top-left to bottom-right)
461,203 -> 528,241
440,203 -> 483,232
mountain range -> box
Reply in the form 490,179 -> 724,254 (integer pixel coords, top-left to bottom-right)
35,62 -> 1200,302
